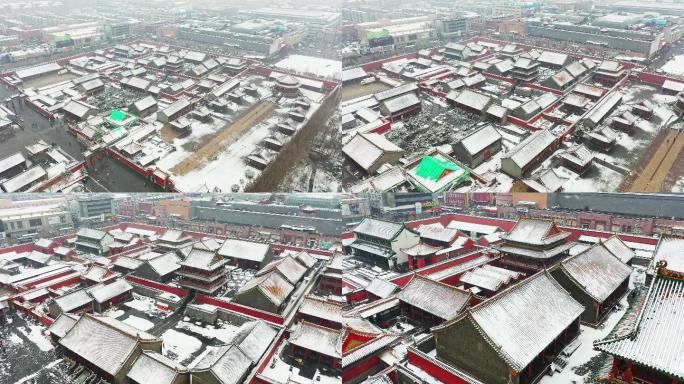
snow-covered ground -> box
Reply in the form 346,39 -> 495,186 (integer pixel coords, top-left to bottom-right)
162,329 -> 203,364
260,343 -> 341,384
122,315 -> 154,331
274,55 -> 342,81
661,55 -> 684,77
175,320 -> 240,344
17,324 -> 53,352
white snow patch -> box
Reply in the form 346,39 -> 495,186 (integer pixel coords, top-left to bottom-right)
122,315 -> 154,331
17,324 -> 53,352
661,55 -> 684,77
175,320 -> 240,344
162,329 -> 202,363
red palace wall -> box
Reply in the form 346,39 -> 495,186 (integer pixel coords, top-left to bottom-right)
194,294 -> 284,325
343,355 -> 382,382
407,349 -> 472,384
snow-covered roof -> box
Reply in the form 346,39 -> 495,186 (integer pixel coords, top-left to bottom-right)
158,229 -> 187,243
417,224 -> 459,244
595,277 -> 684,380
127,351 -> 186,384
113,256 -> 143,270
1,165 -> 46,192
298,295 -> 344,323
460,265 -> 521,292
232,320 -> 277,362
573,83 -> 604,98
402,242 -> 441,256
354,218 -> 404,240
132,95 -> 157,112
342,132 -> 404,172
294,251 -> 317,269
451,89 -> 492,112
559,143 -> 593,167
237,271 -> 294,308
342,333 -> 400,368
257,256 -> 307,285
59,314 -> 159,376
374,83 -> 419,102
457,124 -> 502,156
502,218 -> 570,245
48,313 -> 79,339
0,152 -> 25,175
523,168 -> 568,192
288,321 -> 341,358
87,279 -> 132,303
15,62 -> 61,79
446,220 -> 499,235
123,76 -> 150,90
652,236 -> 684,273
26,250 -> 51,264
557,242 -> 632,302
217,239 -> 270,262
601,236 -> 636,264
426,255 -> 492,282
381,92 -> 421,114
398,275 -> 470,320
584,92 -> 622,126
146,252 -> 180,276
180,247 -> 227,271
537,51 -> 569,67
77,227 -> 107,240
192,344 -> 252,384
437,271 -> 583,372
365,278 -> 399,299
503,129 -> 557,169
54,289 -> 92,312
549,70 -> 574,87
342,67 -> 368,83
82,265 -> 117,282
160,98 -> 191,118
662,79 -> 684,93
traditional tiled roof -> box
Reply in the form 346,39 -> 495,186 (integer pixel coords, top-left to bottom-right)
236,271 -> 294,308
354,218 -> 404,240
288,321 -> 342,358
217,239 -> 271,263
652,236 -> 684,274
365,278 -> 399,299
48,313 -> 79,339
595,277 -> 684,380
601,236 -> 635,264
398,275 -> 470,320
557,242 -> 632,302
191,344 -> 252,384
231,320 -> 277,363
146,252 -> 181,276
256,256 -> 307,285
53,288 -> 92,312
298,295 -> 344,323
87,279 -> 132,303
59,314 -> 160,376
127,351 -> 187,384
435,271 -> 583,372
501,218 -> 570,245
180,247 -> 227,271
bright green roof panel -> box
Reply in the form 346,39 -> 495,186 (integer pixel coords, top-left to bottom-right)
415,155 -> 460,181
109,109 -> 127,121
